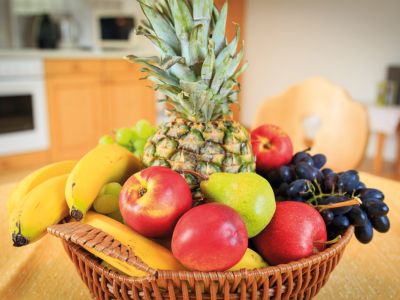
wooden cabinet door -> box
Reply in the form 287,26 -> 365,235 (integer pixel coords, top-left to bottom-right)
46,75 -> 103,161
104,82 -> 155,133
103,60 -> 156,134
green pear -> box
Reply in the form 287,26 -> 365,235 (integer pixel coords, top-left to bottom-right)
200,172 -> 276,238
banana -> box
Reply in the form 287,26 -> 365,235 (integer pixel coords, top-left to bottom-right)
82,212 -> 185,276
228,248 -> 268,271
7,160 -> 77,215
9,174 -> 70,247
65,144 -> 142,221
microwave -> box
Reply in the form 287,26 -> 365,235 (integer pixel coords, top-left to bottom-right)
93,12 -> 136,50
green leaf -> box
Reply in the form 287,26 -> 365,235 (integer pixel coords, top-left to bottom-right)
201,39 -> 215,82
189,24 -> 204,65
138,34 -> 177,57
160,56 -> 185,70
156,0 -> 174,24
133,58 -> 180,87
211,54 -> 232,94
170,63 -> 197,82
233,62 -> 248,80
180,32 -> 191,67
193,0 -> 213,56
219,78 -> 237,98
140,2 -> 180,52
215,24 -> 240,68
226,46 -> 244,79
170,0 -> 194,38
212,1 -> 228,55
125,54 -> 159,64
193,0 -> 213,22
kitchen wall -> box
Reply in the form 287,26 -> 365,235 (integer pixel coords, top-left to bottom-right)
0,0 -> 10,47
5,0 -> 148,49
243,0 -> 400,161
66,0 -> 146,49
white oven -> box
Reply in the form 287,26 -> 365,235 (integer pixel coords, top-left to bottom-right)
0,58 -> 49,156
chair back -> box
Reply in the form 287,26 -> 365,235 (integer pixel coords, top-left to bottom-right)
254,77 -> 369,170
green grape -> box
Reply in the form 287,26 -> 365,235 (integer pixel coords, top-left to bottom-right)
115,128 -> 135,146
101,182 -> 122,196
133,149 -> 143,159
130,127 -> 141,140
99,135 -> 114,145
93,182 -> 122,214
133,139 -> 146,152
107,209 -> 124,223
135,119 -> 156,139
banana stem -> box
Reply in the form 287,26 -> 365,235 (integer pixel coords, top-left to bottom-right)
315,197 -> 362,212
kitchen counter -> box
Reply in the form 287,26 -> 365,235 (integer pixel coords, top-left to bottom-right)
0,172 -> 399,299
0,46 -> 157,59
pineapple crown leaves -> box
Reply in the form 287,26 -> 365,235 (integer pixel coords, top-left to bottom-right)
127,0 -> 247,122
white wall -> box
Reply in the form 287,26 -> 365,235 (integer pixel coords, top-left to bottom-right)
243,0 -> 400,161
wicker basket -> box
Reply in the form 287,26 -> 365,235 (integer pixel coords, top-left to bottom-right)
48,222 -> 353,300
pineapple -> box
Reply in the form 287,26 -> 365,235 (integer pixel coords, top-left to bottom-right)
128,0 -> 256,197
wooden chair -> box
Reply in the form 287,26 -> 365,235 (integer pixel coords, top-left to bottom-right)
253,77 -> 369,171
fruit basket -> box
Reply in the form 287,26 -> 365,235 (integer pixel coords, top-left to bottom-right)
7,1 -> 391,300
49,222 -> 353,300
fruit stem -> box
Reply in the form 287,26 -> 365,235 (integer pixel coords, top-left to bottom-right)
314,197 -> 362,212
182,169 -> 209,181
70,208 -> 83,221
138,187 -> 147,197
305,190 -> 348,204
12,233 -> 29,247
314,235 -> 341,245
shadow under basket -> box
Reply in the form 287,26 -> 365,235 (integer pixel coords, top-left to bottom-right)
50,223 -> 354,300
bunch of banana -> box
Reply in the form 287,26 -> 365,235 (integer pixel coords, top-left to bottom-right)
65,144 -> 142,221
8,160 -> 77,246
7,160 -> 77,215
81,212 -> 186,276
8,143 -> 141,247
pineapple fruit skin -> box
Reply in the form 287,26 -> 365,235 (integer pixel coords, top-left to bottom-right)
143,118 -> 256,194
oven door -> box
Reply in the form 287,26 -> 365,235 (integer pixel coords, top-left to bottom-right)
0,79 -> 49,156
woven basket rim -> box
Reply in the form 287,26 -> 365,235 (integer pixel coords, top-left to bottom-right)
62,226 -> 354,284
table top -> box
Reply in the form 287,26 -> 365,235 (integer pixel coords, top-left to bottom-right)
0,172 -> 399,299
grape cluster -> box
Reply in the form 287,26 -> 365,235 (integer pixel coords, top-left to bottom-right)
99,119 -> 156,158
263,150 -> 390,244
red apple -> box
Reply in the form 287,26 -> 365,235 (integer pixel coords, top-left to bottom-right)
119,166 -> 192,238
253,201 -> 327,265
171,203 -> 248,271
251,124 -> 293,172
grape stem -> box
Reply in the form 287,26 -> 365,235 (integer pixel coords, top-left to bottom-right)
314,197 -> 362,212
305,190 -> 347,204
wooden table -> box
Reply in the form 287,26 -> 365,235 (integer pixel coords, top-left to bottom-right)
1,172 -> 399,299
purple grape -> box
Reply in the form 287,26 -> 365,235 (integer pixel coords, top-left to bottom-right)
312,154 -> 327,169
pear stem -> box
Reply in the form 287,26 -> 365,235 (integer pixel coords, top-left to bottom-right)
314,197 -> 362,212
182,169 -> 209,181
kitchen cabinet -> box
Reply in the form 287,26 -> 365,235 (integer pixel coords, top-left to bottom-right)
102,60 -> 155,133
45,59 -> 155,161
